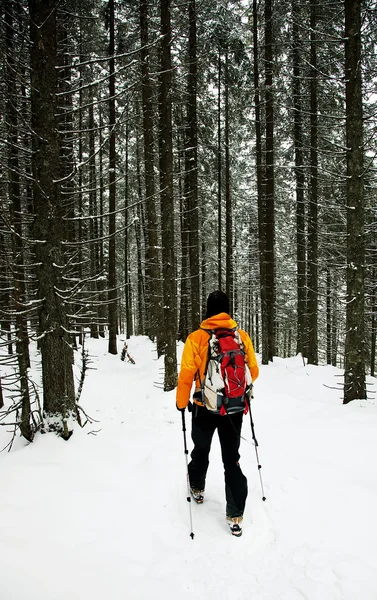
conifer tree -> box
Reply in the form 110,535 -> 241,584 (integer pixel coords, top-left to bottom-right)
344,0 -> 366,402
29,0 -> 76,438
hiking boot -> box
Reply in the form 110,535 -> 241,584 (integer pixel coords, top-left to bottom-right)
190,488 -> 204,504
227,516 -> 243,537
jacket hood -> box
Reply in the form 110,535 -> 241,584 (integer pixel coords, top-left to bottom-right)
200,312 -> 238,331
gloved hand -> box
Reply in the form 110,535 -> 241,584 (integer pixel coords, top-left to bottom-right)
176,401 -> 193,412
246,384 -> 254,402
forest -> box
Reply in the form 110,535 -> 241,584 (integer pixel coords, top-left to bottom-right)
0,0 -> 376,441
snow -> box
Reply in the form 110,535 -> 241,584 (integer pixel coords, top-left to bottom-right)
1,335 -> 377,600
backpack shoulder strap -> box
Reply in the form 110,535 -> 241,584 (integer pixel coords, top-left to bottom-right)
234,328 -> 246,354
199,327 -> 214,335
199,328 -> 215,378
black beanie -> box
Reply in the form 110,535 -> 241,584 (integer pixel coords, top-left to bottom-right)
205,290 -> 230,318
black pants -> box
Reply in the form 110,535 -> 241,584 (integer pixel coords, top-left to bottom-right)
188,404 -> 248,518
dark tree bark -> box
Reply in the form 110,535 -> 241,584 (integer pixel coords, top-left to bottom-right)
28,0 -> 75,438
135,131 -> 146,335
306,0 -> 319,365
6,0 -> 32,441
0,375 -> 3,410
371,278 -> 376,377
344,0 -> 366,402
76,19 -> 85,347
88,84 -> 99,340
158,0 -> 177,390
253,0 -> 267,363
326,267 -> 331,364
108,0 -> 118,354
292,0 -> 307,359
201,238 -> 207,316
140,0 -> 161,343
255,292 -> 260,353
186,0 -> 200,329
124,118 -> 133,340
98,97 -> 106,339
57,15 -> 75,246
224,47 -> 233,312
264,0 -> 276,361
217,51 -> 223,291
178,107 -> 190,341
331,268 -> 338,367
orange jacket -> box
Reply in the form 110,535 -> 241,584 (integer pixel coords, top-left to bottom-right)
176,312 -> 259,409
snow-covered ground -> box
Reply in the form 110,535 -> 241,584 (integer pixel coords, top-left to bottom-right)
1,335 -> 377,600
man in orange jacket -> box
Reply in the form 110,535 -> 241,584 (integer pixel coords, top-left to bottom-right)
176,290 -> 259,536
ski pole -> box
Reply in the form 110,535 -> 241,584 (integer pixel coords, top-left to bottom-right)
247,401 -> 266,501
181,410 -> 195,539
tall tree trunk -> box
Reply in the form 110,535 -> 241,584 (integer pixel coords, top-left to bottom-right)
187,0 -> 200,329
0,376 -> 3,410
140,0 -> 161,343
57,16 -> 75,246
344,0 -> 366,402
98,97 -> 106,338
108,0 -> 118,354
370,278 -> 376,377
292,0 -> 307,359
326,267 -> 332,364
264,0 -> 276,361
217,50 -> 223,291
370,244 -> 377,376
307,0 -> 319,365
28,0 -> 75,438
6,0 -> 32,441
253,0 -> 268,363
135,131 -> 146,335
255,292 -> 260,353
77,18 -> 85,346
176,105 -> 190,342
331,269 -> 338,367
89,83 -> 99,340
159,0 -> 177,390
178,112 -> 190,341
201,238 -> 207,316
224,47 -> 233,312
124,118 -> 133,339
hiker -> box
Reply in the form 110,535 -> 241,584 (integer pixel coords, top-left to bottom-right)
176,290 -> 259,536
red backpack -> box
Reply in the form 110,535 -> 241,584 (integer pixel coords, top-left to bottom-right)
201,328 -> 252,415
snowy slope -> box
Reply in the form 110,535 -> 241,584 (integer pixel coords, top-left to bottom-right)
1,335 -> 377,600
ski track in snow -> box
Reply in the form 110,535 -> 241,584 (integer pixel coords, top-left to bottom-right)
1,335 -> 377,600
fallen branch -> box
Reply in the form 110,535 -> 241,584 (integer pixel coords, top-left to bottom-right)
76,403 -> 100,428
